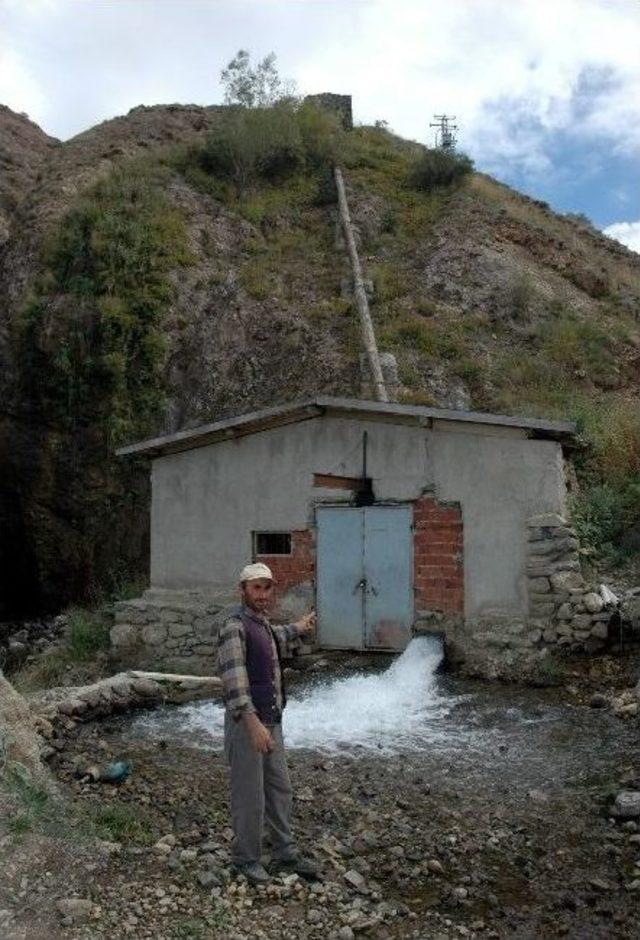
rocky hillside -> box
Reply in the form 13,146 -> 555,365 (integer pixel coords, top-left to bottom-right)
1,101 -> 640,616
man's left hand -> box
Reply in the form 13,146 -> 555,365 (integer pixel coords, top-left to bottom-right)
295,611 -> 316,636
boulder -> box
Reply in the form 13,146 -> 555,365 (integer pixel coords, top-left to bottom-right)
551,571 -> 584,592
583,592 -> 604,614
600,584 -> 619,607
612,791 -> 640,819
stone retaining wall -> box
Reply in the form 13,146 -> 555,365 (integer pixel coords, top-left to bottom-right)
110,585 -> 316,674
110,589 -> 234,674
526,513 -> 614,653
110,512 -> 619,680
427,512 -> 619,679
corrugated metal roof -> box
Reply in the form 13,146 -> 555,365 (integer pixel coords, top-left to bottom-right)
116,396 -> 576,459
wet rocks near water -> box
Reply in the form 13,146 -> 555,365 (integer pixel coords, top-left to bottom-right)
28,670 -> 222,728
5,657 -> 640,940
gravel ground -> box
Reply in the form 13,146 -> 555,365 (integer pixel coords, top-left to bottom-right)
2,653 -> 639,940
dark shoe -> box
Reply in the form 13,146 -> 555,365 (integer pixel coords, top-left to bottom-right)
232,861 -> 270,885
270,854 -> 321,881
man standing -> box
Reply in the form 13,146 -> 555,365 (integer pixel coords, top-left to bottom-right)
217,562 -> 319,885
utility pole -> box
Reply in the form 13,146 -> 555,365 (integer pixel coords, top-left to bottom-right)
429,114 -> 458,151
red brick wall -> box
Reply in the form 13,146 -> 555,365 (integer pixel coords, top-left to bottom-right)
255,530 -> 315,606
255,505 -> 464,621
414,497 -> 464,616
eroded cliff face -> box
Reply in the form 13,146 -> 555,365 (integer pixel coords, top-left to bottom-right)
1,103 -> 640,616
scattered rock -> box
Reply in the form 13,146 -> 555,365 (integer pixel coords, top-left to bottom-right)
344,870 -> 368,893
55,899 -> 94,922
612,791 -> 640,820
590,693 -> 608,709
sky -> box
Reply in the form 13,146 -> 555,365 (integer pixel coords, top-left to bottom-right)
1,0 -> 639,251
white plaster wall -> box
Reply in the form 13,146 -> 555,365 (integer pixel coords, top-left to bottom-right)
427,429 -> 565,618
150,416 -> 430,590
150,414 -> 566,620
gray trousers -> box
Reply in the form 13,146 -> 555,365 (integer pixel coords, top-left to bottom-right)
224,712 -> 296,865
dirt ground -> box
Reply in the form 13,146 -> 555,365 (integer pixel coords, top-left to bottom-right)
1,653 -> 639,940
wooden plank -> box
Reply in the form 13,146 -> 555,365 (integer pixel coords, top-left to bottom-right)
313,473 -> 361,491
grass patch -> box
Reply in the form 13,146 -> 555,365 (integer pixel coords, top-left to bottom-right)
380,313 -> 441,355
507,272 -> 536,320
171,910 -> 231,937
12,604 -> 112,691
397,388 -> 439,406
89,803 -> 154,844
538,653 -> 566,685
66,607 -> 110,660
3,762 -> 54,838
9,813 -> 33,835
239,256 -> 277,300
371,263 -> 409,303
540,316 -> 617,384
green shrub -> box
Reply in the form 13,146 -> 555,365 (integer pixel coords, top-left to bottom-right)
342,125 -> 419,172
296,100 -> 343,167
541,317 -> 616,383
371,263 -> 407,303
507,273 -> 535,319
454,357 -> 483,383
23,163 -> 191,445
409,148 -> 474,191
66,607 -> 111,660
571,480 -> 640,560
15,162 -> 190,609
199,101 -> 343,194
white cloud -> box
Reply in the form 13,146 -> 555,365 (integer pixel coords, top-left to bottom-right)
0,0 -> 639,188
298,0 -> 640,175
0,46 -> 47,126
603,221 -> 640,254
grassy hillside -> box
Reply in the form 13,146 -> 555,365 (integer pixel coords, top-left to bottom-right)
2,102 -> 640,611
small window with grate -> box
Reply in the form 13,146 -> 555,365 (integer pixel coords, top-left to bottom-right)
254,532 -> 292,556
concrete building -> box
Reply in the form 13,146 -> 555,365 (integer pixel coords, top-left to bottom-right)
109,397 -> 619,678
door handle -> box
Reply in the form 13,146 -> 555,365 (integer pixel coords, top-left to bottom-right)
353,578 -> 367,594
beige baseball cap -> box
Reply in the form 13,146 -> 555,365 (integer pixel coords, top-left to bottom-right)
239,562 -> 274,583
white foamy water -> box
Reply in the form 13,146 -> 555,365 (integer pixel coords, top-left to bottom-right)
133,636 -> 465,755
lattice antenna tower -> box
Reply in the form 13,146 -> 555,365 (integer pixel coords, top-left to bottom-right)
429,114 -> 458,151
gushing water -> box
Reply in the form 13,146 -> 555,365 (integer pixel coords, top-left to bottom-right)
133,636 -> 462,755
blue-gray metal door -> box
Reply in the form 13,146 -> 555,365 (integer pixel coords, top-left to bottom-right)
364,505 -> 413,650
316,508 -> 364,648
316,506 -> 413,651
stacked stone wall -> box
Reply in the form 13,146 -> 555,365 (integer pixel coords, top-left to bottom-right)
304,93 -> 353,129
429,512 -> 619,680
110,590 -> 232,675
526,513 -> 614,653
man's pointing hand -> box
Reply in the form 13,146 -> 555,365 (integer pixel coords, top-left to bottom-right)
295,610 -> 316,636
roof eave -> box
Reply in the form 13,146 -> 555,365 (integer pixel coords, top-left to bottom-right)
116,396 -> 576,459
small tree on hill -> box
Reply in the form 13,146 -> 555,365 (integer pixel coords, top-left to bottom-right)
220,49 -> 295,108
